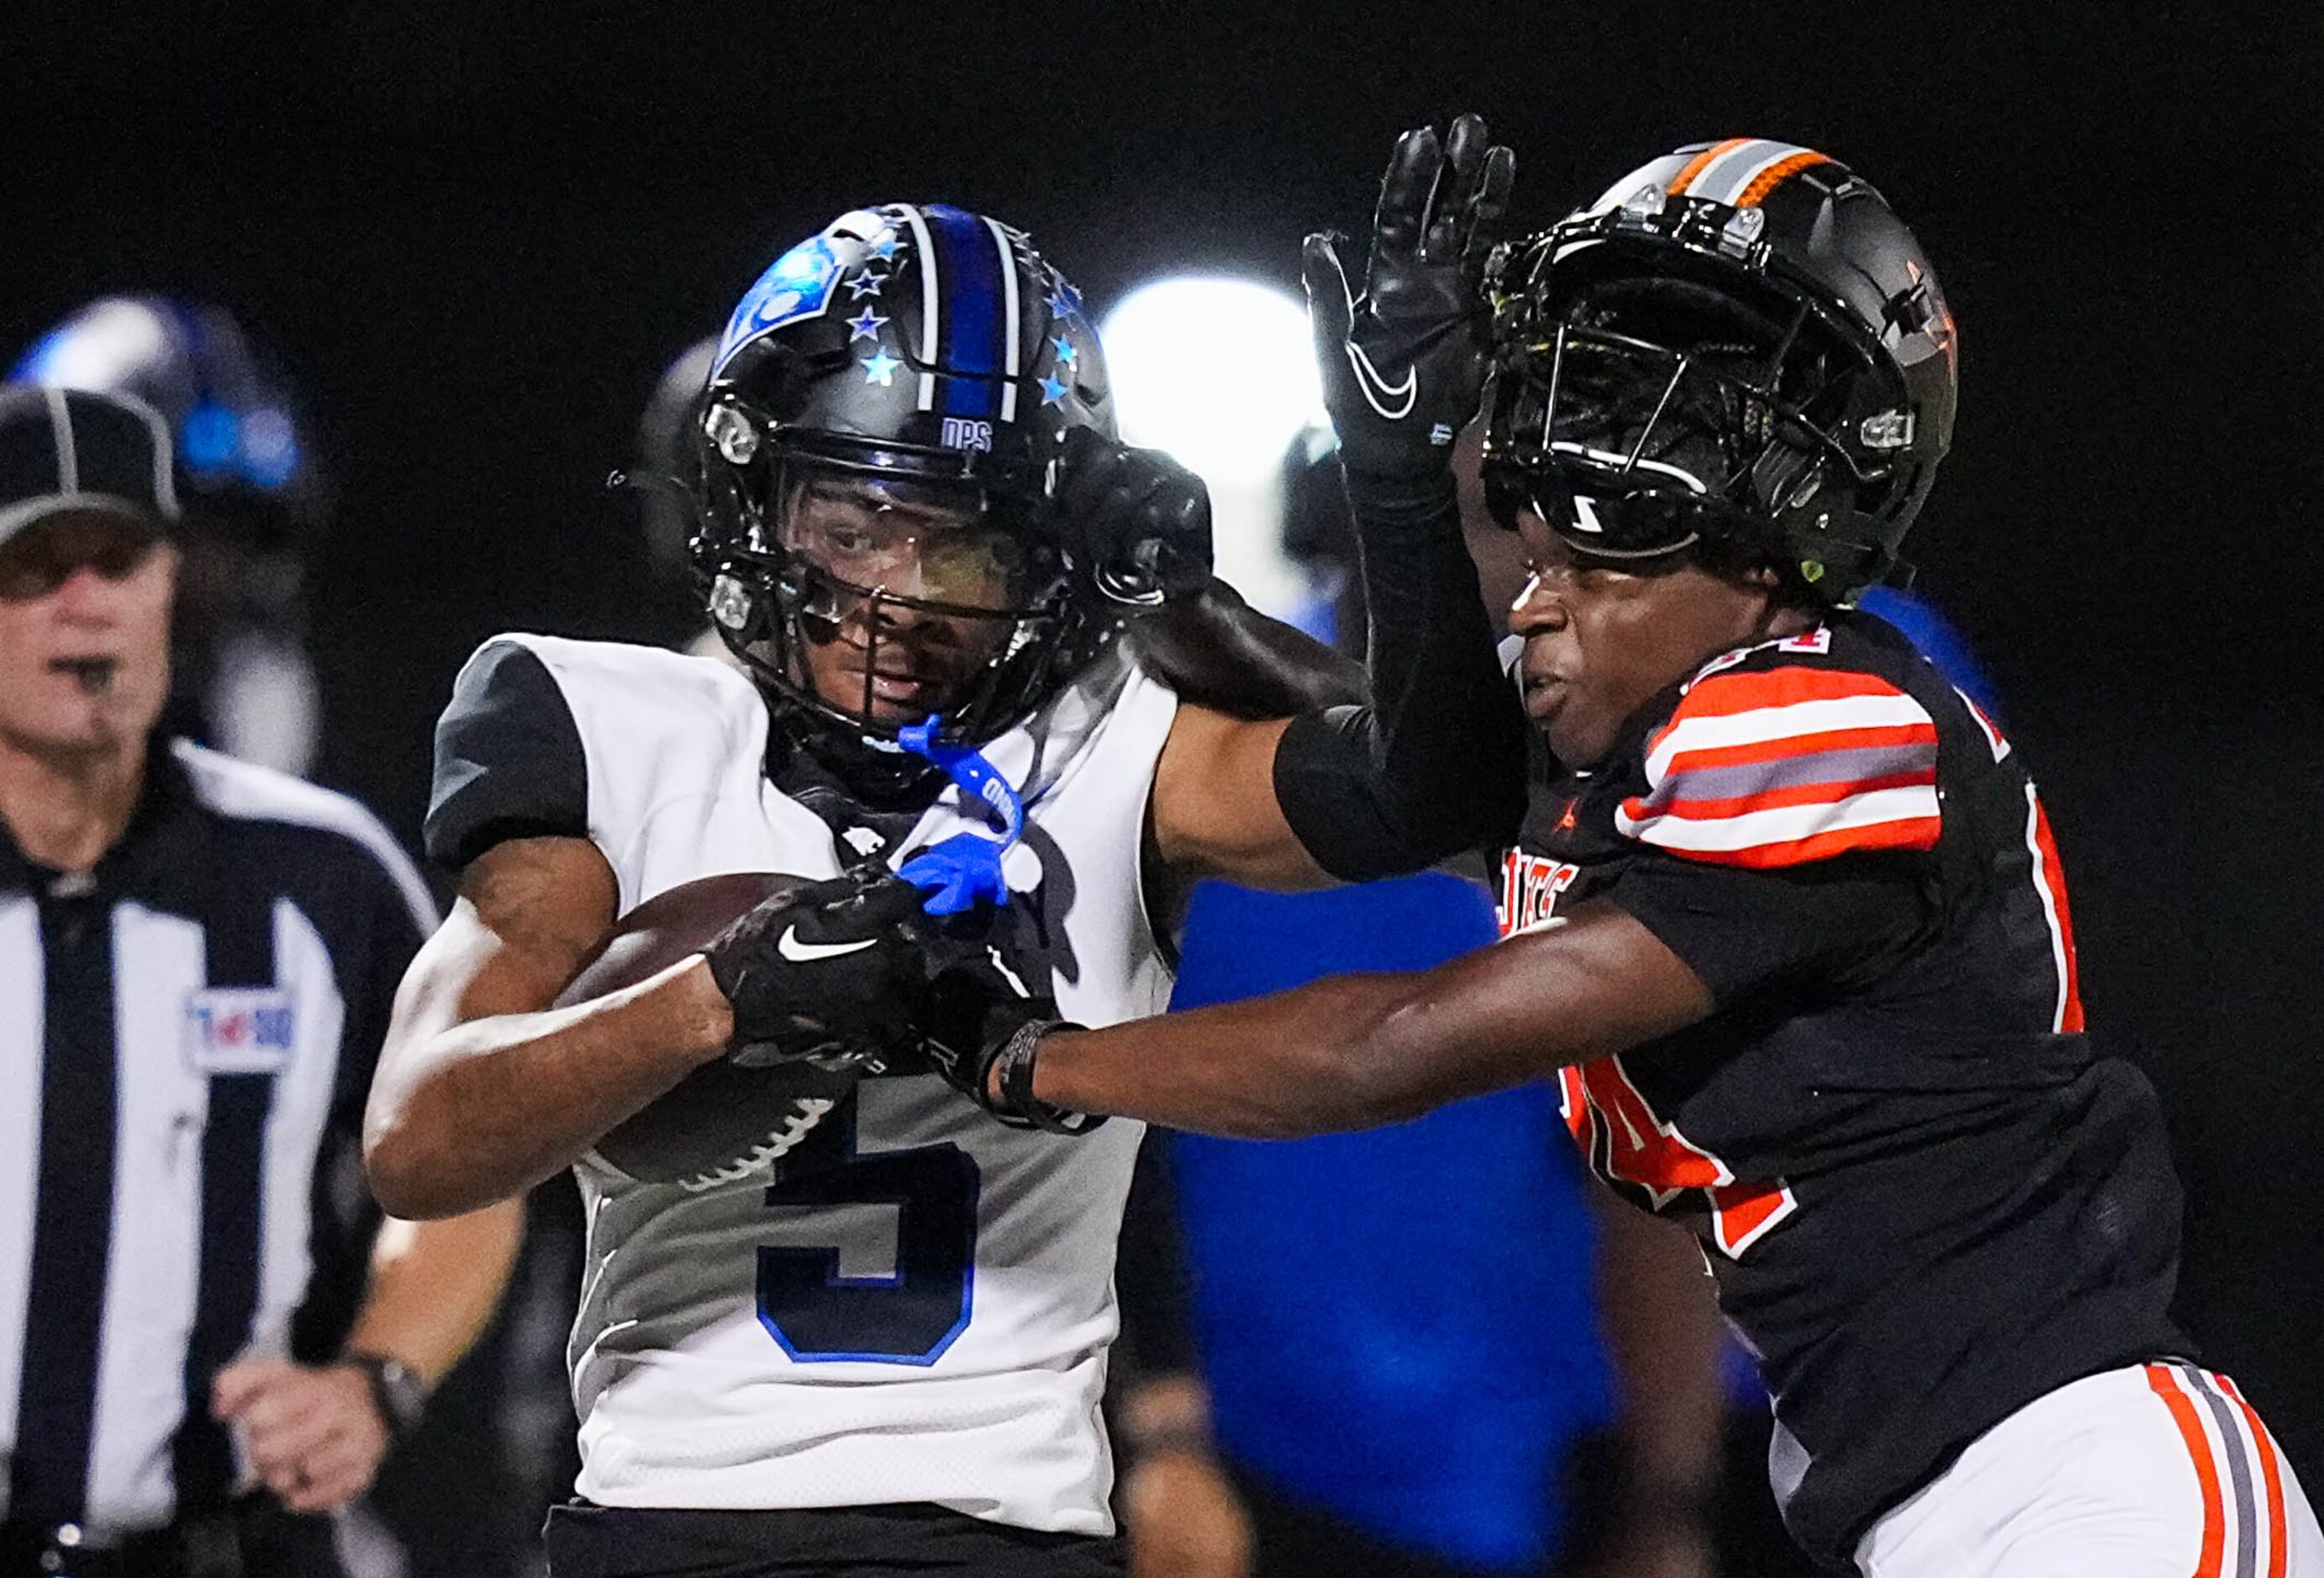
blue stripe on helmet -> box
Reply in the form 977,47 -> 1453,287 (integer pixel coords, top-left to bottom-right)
923,204 -> 1003,421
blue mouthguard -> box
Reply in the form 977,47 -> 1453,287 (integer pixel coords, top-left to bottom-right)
894,718 -> 1026,915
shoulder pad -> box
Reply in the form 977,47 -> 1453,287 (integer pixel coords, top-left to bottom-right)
424,635 -> 590,869
1616,655 -> 1941,869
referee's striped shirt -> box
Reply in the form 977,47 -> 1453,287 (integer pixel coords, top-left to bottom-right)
0,738 -> 438,1539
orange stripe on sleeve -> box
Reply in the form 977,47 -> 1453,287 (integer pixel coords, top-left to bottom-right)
2148,1365 -> 2228,1578
2218,1375 -> 2290,1578
1673,665 -> 1905,718
1667,138 -> 1750,195
1736,150 -> 1832,208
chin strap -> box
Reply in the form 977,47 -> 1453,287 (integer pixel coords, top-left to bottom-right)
893,717 -> 1025,915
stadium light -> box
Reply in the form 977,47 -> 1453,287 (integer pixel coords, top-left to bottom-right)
1100,276 -> 1322,487
1100,276 -> 1326,616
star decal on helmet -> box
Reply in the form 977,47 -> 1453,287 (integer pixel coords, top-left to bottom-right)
1051,336 -> 1077,368
862,350 -> 902,387
847,308 -> 888,343
1044,276 -> 1083,323
1039,372 -> 1070,407
867,231 -> 902,262
846,271 -> 890,301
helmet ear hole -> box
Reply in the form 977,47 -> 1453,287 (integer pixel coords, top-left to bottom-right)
772,565 -> 809,616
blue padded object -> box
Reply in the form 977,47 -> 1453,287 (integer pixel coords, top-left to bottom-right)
894,718 -> 1025,915
1170,874 -> 1614,1570
1856,586 -> 2001,718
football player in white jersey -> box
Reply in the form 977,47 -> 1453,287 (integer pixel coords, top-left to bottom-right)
364,121 -> 1524,1578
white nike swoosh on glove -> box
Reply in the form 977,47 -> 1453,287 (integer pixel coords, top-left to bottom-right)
777,928 -> 879,963
1345,339 -> 1418,420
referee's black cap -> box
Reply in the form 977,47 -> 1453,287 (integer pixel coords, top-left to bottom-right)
0,383 -> 181,549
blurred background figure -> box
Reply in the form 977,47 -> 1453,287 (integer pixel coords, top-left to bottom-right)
13,296 -> 330,777
0,384 -> 521,1577
1852,586 -> 2000,718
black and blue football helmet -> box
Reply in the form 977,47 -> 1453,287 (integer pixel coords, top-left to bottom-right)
11,296 -> 328,565
1483,139 -> 1958,601
693,203 -> 1124,755
13,297 -> 329,772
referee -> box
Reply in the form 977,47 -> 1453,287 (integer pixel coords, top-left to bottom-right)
0,385 -> 522,1576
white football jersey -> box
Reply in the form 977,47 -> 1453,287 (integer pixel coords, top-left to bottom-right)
452,633 -> 1177,1534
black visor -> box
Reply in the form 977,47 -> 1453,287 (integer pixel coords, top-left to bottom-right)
1485,463 -> 1731,558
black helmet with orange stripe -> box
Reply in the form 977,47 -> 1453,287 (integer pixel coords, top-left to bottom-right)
1482,138 -> 1958,601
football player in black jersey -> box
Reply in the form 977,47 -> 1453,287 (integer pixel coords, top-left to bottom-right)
929,140 -> 2321,1577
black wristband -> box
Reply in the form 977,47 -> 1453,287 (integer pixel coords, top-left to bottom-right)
1122,1422 -> 1218,1466
340,1350 -> 426,1442
988,1018 -> 1104,1134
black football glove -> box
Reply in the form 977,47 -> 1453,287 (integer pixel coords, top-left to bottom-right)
918,948 -> 1100,1134
1055,426 -> 1214,608
701,871 -> 931,1070
1304,112 -> 1515,481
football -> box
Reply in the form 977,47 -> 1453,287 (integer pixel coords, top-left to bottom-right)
556,871 -> 860,1191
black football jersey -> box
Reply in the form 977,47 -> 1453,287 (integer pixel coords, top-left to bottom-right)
1497,612 -> 2185,1567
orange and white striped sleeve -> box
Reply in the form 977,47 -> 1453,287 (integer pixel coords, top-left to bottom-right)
1616,666 -> 1942,869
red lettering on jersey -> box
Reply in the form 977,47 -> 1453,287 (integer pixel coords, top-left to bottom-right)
1497,851 -> 1579,938
1554,1065 -> 1594,1147
1567,1055 -> 1798,1260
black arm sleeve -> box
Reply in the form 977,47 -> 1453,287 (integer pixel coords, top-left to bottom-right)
423,639 -> 590,871
1272,468 -> 1530,881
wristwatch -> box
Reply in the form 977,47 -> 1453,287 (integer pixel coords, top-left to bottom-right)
340,1350 -> 427,1441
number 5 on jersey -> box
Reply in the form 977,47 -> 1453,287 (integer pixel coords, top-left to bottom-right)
756,1098 -> 982,1365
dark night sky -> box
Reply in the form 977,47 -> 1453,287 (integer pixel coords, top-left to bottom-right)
8,0 -> 2321,1456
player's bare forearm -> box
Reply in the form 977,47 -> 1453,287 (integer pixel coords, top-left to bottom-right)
363,836 -> 731,1218
345,1200 -> 525,1385
366,948 -> 731,1218
1032,902 -> 1714,1137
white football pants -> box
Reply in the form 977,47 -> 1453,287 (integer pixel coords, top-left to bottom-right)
1856,1362 -> 2322,1578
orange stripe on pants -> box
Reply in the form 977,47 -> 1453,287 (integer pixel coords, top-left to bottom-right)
2147,1364 -> 2227,1578
2219,1375 -> 2290,1578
